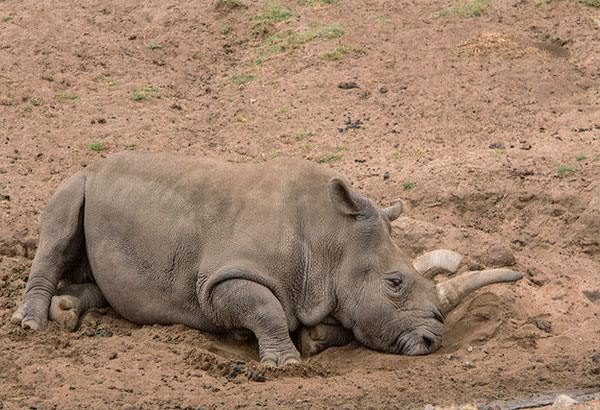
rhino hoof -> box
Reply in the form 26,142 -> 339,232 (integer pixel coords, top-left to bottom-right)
49,295 -> 79,331
11,303 -> 47,330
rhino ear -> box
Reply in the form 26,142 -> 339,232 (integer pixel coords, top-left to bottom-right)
381,200 -> 403,222
328,177 -> 360,215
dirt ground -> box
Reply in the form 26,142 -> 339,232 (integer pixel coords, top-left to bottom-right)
1,0 -> 599,408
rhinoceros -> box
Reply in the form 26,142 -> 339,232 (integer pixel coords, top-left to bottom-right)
12,152 -> 521,366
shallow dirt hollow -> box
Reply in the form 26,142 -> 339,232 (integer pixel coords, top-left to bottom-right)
1,0 -> 599,409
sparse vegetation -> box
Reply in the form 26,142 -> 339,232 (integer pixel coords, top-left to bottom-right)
17,105 -> 31,112
215,0 -> 246,8
88,141 -> 105,151
149,42 -> 162,50
320,23 -> 345,39
30,98 -> 42,106
593,155 -> 600,162
252,3 -> 293,36
229,72 -> 255,85
132,86 -> 159,101
56,93 -> 79,100
434,0 -> 491,18
337,145 -> 348,151
41,74 -> 55,82
280,106 -> 289,113
253,57 -> 265,65
299,143 -> 311,150
575,154 -> 586,161
323,45 -> 349,61
253,158 -> 262,164
579,0 -> 600,5
272,149 -> 282,158
260,29 -> 319,55
319,153 -> 341,163
3,15 -> 14,22
295,131 -> 314,139
221,25 -> 232,34
393,149 -> 403,157
403,182 -> 416,190
554,165 -> 575,173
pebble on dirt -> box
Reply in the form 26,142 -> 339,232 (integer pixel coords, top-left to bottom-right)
249,371 -> 265,382
338,82 -> 360,89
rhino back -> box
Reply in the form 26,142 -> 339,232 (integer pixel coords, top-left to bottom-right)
81,152 -> 340,330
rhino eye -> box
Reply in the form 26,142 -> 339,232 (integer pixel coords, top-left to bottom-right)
386,276 -> 404,290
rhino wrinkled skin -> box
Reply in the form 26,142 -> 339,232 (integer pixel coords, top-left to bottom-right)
11,152 -> 521,366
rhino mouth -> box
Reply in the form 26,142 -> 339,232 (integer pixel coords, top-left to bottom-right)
394,326 -> 443,356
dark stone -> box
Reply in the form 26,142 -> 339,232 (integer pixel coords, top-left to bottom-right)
249,371 -> 265,382
338,82 -> 360,90
227,363 -> 244,379
379,87 -> 388,94
489,142 -> 506,149
383,171 -> 390,181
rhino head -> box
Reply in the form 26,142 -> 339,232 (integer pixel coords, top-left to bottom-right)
327,177 -> 521,356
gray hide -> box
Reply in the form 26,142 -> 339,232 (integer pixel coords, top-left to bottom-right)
12,152 -> 521,366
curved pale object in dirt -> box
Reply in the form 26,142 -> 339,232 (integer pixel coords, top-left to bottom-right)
381,200 -> 403,222
436,269 -> 523,315
412,249 -> 463,279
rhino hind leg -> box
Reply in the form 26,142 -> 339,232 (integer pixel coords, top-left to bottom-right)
210,279 -> 300,367
298,318 -> 355,356
49,283 -> 107,331
11,172 -> 87,331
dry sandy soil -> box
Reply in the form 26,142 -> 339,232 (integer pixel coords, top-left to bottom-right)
1,0 -> 599,408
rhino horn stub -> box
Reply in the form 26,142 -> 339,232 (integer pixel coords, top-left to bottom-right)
381,200 -> 403,222
413,249 -> 463,279
436,269 -> 522,315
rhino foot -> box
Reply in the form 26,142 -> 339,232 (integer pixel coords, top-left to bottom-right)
298,321 -> 355,356
260,348 -> 301,367
11,299 -> 49,331
49,295 -> 80,331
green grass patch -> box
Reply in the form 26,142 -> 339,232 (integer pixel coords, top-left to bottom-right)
554,165 -> 575,173
259,29 -> 319,55
320,23 -> 345,39
435,0 -> 491,18
56,93 -> 79,101
149,42 -> 162,50
575,154 -> 586,161
221,25 -> 232,34
403,182 -> 416,190
88,141 -> 105,151
593,155 -> 600,162
252,2 -> 293,35
323,45 -> 349,61
272,149 -> 282,158
295,131 -> 314,139
30,98 -> 42,106
299,143 -> 311,150
393,149 -> 403,157
132,86 -> 159,101
337,145 -> 348,151
2,15 -> 14,22
579,0 -> 600,5
229,72 -> 255,85
319,153 -> 341,163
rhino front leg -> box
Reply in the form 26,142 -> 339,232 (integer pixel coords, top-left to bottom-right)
11,173 -> 87,330
210,279 -> 300,367
298,317 -> 355,356
49,283 -> 107,331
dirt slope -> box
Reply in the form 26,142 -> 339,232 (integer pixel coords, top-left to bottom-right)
1,0 -> 599,408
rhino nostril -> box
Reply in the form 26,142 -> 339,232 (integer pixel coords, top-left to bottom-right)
422,336 -> 433,351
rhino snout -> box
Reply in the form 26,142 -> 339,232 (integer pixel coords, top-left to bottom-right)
395,326 -> 443,356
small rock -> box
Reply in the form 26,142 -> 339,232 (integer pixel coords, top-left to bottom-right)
98,118 -> 107,124
446,354 -> 453,360
91,119 -> 96,124
466,346 -> 473,353
379,87 -> 388,94
489,142 -> 506,149
249,371 -> 265,382
338,82 -> 360,90
533,318 -> 552,333
109,352 -> 118,360
462,361 -> 475,369
383,171 -> 390,181
583,290 -> 600,304
424,405 -> 435,410
0,194 -> 10,201
552,394 -> 577,408
479,243 -> 515,267
592,352 -> 600,362
520,143 -> 532,150
122,405 -> 134,410
482,348 -> 488,354
170,104 -> 182,110
354,159 -> 366,163
0,168 -> 6,174
228,363 -> 244,379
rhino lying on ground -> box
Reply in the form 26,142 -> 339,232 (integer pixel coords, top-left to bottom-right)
12,152 -> 521,366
